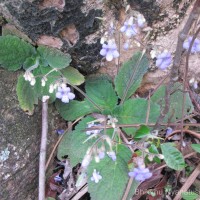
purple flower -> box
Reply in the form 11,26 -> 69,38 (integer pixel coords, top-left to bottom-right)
120,17 -> 138,38
183,36 -> 200,53
98,151 -> 105,159
56,129 -> 65,135
107,151 -> 116,161
56,84 -> 75,103
91,169 -> 102,183
137,14 -> 146,28
123,42 -> 129,50
156,51 -> 172,70
128,166 -> 152,182
86,123 -> 102,135
166,127 -> 173,137
100,40 -> 119,61
54,175 -> 62,183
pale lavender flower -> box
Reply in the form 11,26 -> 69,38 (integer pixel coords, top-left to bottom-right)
91,169 -> 102,183
128,166 -> 152,182
120,17 -> 138,38
156,51 -> 172,70
54,175 -> 62,183
107,151 -> 116,161
98,151 -> 105,159
193,81 -> 198,89
166,127 -> 173,137
137,14 -> 146,28
123,42 -> 129,50
100,40 -> 119,61
56,84 -> 75,103
56,129 -> 65,135
183,36 -> 200,53
86,122 -> 102,135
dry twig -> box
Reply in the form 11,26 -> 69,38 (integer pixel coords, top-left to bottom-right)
173,163 -> 200,200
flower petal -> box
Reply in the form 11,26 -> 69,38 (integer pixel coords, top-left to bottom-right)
112,50 -> 119,58
61,95 -> 69,103
106,51 -> 113,61
68,92 -> 75,100
120,25 -> 126,32
56,92 -> 62,99
100,48 -> 107,56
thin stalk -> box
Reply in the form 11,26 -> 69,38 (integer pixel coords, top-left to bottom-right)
38,96 -> 49,200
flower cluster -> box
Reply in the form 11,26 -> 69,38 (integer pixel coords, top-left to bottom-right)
100,14 -> 146,60
156,51 -> 172,70
107,151 -> 116,161
183,36 -> 200,53
107,115 -> 118,128
55,84 -> 75,103
189,78 -> 198,89
128,166 -> 152,182
91,169 -> 102,183
120,17 -> 138,38
86,122 -> 102,135
23,71 -> 36,86
100,40 -> 119,61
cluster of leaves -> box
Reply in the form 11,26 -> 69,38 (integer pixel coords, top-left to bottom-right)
1,35 -> 198,200
0,35 -> 84,114
56,52 -> 194,200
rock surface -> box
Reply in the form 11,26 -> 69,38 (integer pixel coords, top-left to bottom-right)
0,0 -> 103,73
0,69 -> 59,200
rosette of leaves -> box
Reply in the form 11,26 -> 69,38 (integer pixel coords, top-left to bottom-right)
56,51 -> 160,135
56,52 -> 161,200
0,35 -> 84,114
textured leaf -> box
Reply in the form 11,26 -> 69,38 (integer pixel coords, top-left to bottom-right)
85,76 -> 118,113
55,100 -> 98,121
161,143 -> 185,170
57,116 -> 98,165
61,67 -> 85,85
114,52 -> 149,101
87,145 -> 135,200
16,75 -> 38,114
113,99 -> 160,135
0,35 -> 35,71
37,46 -> 71,69
134,125 -> 150,139
181,192 -> 199,200
151,83 -> 193,122
191,144 -> 200,153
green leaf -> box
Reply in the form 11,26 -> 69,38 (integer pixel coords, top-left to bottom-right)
191,144 -> 200,153
16,75 -> 38,114
85,76 -> 118,114
88,144 -> 137,200
114,51 -> 149,101
55,100 -> 98,121
37,45 -> 71,69
61,66 -> 85,85
161,143 -> 185,170
134,125 -> 150,139
0,35 -> 35,71
151,83 -> 193,122
181,192 -> 199,200
113,98 -> 160,135
57,116 -> 97,165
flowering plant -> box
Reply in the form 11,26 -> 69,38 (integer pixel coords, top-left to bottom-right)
1,8 -> 200,200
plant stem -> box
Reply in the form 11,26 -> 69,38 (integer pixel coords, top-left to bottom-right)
38,96 -> 49,200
